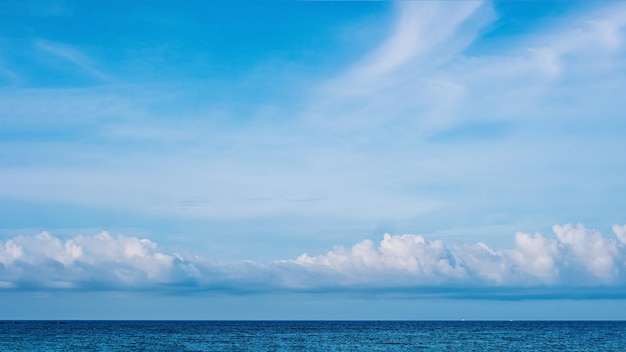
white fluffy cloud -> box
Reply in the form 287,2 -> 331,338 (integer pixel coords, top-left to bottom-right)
291,234 -> 464,287
0,231 -> 183,289
292,224 -> 626,289
1,224 -> 625,297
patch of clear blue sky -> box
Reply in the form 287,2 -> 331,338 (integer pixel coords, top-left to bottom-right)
0,1 -> 390,86
482,1 -> 579,36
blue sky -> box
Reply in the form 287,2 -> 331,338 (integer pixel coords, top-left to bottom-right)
1,0 -> 626,319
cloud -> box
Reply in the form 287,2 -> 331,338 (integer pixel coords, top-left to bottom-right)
1,1 -> 626,227
0,231 -> 180,289
552,224 -> 621,283
35,39 -> 111,82
308,1 -> 495,134
310,0 -> 626,139
291,233 -> 464,287
0,65 -> 22,85
354,1 -> 487,78
613,224 -> 626,244
1,224 -> 626,298
1,1 -> 626,277
291,224 -> 626,290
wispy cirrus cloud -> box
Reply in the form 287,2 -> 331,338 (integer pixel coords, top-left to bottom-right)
35,39 -> 111,82
353,1 -> 489,78
307,1 -> 495,134
0,64 -> 22,85
310,0 -> 626,139
2,224 -> 626,298
0,1 -> 626,261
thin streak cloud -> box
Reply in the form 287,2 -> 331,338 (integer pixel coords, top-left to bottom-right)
35,39 -> 111,82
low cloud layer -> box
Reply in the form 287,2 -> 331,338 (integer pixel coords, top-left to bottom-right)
1,224 -> 626,298
292,224 -> 626,289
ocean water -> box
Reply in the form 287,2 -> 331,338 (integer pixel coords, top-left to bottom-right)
1,320 -> 625,351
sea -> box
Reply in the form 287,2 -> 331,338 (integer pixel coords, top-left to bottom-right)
1,320 -> 625,351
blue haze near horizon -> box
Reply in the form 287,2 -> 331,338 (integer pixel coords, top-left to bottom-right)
1,0 -> 626,319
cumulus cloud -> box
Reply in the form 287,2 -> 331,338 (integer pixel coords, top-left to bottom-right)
291,234 -> 464,287
292,224 -> 626,290
1,224 -> 626,298
0,231 -> 193,289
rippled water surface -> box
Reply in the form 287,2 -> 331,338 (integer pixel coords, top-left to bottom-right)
1,320 -> 625,351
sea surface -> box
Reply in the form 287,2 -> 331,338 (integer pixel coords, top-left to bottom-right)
1,320 -> 625,351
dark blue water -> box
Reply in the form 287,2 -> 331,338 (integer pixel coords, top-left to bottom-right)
1,321 -> 625,351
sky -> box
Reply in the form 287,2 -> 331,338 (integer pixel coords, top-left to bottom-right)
1,0 -> 626,320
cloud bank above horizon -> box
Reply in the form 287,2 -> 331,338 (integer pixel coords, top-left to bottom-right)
2,223 -> 626,299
